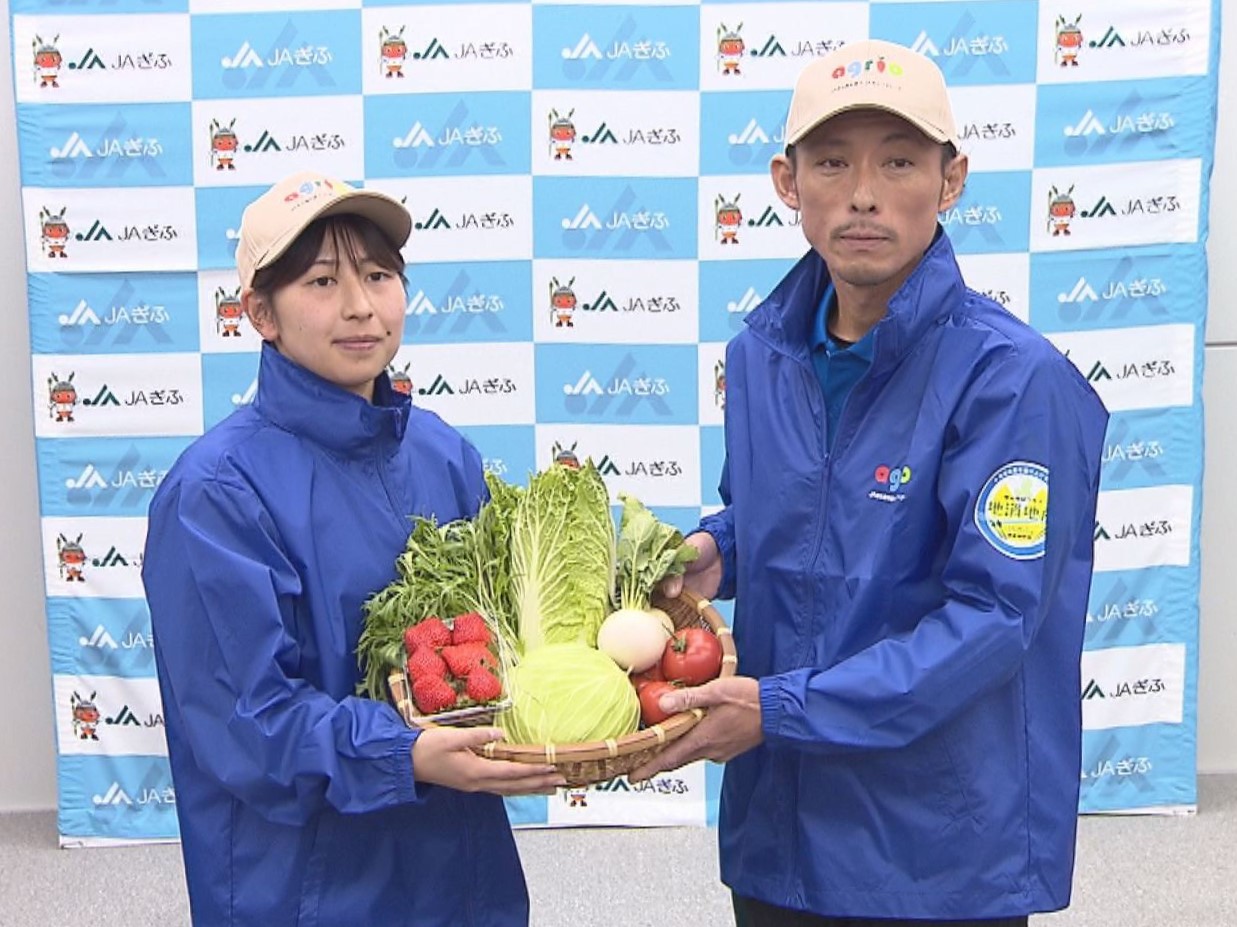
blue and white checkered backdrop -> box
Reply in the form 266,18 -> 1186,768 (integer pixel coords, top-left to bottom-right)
10,0 -> 1219,846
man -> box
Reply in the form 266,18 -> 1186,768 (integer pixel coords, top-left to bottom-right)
631,39 -> 1109,927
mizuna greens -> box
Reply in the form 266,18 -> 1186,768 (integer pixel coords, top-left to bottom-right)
357,472 -> 522,701
357,516 -> 483,702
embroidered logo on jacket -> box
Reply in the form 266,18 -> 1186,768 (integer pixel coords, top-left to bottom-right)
974,461 -> 1049,560
868,464 -> 912,503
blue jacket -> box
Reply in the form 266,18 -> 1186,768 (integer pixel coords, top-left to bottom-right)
701,231 -> 1108,919
142,345 -> 527,927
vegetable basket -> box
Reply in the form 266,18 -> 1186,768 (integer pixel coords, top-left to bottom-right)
387,588 -> 738,787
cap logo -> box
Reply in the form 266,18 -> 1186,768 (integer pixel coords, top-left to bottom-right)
282,178 -> 338,204
831,56 -> 905,80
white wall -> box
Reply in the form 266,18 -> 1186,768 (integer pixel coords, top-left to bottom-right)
1196,1 -> 1237,776
1,0 -> 59,810
1,6 -> 1234,813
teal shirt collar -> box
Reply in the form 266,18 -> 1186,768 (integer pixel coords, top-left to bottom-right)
811,283 -> 876,360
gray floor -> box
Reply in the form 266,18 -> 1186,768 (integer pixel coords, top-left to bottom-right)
2,776 -> 1235,926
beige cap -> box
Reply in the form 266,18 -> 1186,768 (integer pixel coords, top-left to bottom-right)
784,39 -> 959,148
236,171 -> 412,289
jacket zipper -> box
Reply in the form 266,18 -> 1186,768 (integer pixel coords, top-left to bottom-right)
751,326 -> 874,896
803,359 -> 876,662
744,323 -> 836,668
373,449 -> 405,528
803,362 -> 831,670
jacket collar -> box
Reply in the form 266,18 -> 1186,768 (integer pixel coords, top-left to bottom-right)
251,342 -> 410,456
747,226 -> 965,372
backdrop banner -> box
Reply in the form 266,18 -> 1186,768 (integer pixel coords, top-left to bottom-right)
9,0 -> 1217,845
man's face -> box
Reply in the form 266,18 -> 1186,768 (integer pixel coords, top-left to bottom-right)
771,109 -> 967,296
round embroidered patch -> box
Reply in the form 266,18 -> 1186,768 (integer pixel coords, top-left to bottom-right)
974,461 -> 1049,560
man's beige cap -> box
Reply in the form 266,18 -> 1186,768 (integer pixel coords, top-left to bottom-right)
236,171 -> 412,289
784,38 -> 959,148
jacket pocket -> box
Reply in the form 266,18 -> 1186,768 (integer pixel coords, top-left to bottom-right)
929,726 -> 980,830
295,813 -> 334,927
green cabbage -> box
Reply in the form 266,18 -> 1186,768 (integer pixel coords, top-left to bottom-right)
510,462 -> 615,652
500,643 -> 640,745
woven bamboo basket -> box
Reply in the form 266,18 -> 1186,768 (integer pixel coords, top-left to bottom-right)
388,588 -> 738,786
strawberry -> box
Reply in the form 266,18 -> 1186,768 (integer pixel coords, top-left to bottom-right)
465,667 -> 503,703
404,617 -> 451,655
412,676 -> 458,715
450,612 -> 492,647
441,642 -> 497,678
406,647 -> 447,683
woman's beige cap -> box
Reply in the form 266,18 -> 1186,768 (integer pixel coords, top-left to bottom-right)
784,38 -> 959,148
236,171 -> 412,289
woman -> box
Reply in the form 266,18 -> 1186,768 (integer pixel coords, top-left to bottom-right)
141,171 -> 562,926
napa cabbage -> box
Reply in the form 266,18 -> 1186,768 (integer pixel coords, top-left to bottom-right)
510,462 -> 615,653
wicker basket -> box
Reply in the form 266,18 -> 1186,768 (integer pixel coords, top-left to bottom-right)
387,588 -> 738,786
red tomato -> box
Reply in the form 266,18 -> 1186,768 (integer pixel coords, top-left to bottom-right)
661,628 -> 723,686
638,681 -> 679,727
630,662 -> 665,692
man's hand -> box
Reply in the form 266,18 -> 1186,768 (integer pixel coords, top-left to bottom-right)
412,726 -> 567,796
627,676 -> 763,782
661,531 -> 723,601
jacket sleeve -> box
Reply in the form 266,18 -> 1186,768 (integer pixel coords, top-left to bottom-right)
760,351 -> 1107,753
698,455 -> 737,601
143,475 -> 422,826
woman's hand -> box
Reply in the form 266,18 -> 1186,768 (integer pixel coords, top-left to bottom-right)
411,726 -> 567,796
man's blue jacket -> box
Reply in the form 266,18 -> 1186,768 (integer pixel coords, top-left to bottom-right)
701,231 -> 1109,919
142,345 -> 527,926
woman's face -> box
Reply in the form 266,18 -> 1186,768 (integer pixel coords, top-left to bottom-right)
244,228 -> 406,402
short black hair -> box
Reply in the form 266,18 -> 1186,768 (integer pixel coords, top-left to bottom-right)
784,140 -> 960,173
250,213 -> 407,300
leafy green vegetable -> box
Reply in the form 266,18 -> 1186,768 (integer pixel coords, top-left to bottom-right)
358,468 -> 541,699
356,515 -> 482,700
509,462 -> 615,652
500,642 -> 640,745
613,492 -> 698,612
472,472 -> 523,643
